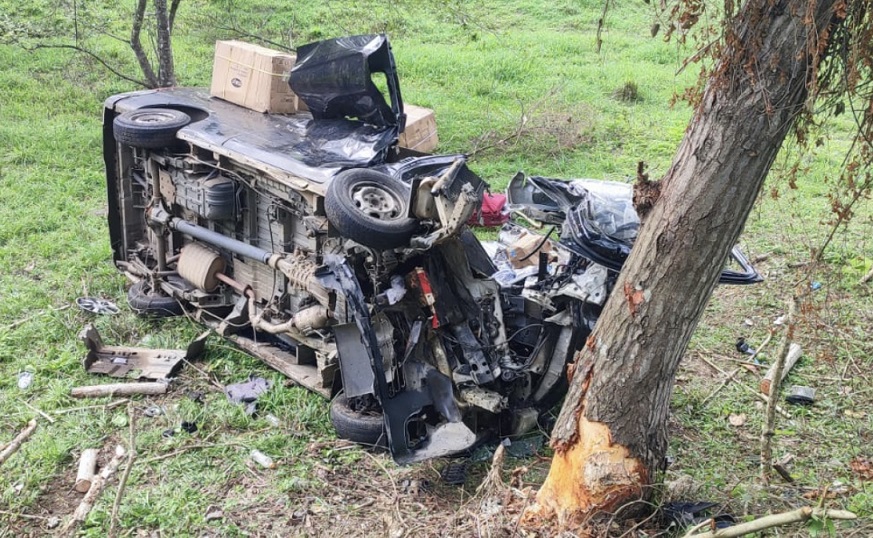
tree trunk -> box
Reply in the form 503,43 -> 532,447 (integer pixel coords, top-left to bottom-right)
529,0 -> 843,525
153,0 -> 176,87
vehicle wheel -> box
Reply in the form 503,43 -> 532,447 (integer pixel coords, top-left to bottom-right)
113,108 -> 191,149
127,280 -> 185,318
325,169 -> 418,250
329,392 -> 387,449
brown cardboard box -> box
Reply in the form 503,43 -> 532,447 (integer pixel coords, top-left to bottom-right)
399,104 -> 438,152
507,231 -> 553,269
210,40 -> 303,114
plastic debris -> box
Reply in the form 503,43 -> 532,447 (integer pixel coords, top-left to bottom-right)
440,460 -> 469,485
75,297 -> 120,315
736,337 -> 756,355
226,376 -> 273,415
264,413 -> 281,427
785,385 -> 815,405
661,501 -> 736,530
811,281 -> 822,291
181,421 -> 198,434
143,406 -> 164,417
250,449 -> 276,469
161,428 -> 175,438
17,370 -> 33,390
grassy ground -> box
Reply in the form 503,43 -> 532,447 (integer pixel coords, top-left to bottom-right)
1,0 -> 871,536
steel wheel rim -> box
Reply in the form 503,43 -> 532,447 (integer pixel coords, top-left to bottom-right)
350,182 -> 403,220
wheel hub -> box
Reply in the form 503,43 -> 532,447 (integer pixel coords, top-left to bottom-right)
351,183 -> 402,220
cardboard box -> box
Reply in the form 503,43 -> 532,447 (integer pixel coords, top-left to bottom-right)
210,40 -> 303,114
507,231 -> 553,269
399,104 -> 438,152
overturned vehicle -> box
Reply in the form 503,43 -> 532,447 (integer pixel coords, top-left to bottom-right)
102,35 -> 761,463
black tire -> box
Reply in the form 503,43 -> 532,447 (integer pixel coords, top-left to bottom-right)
113,108 -> 191,149
127,280 -> 185,318
329,392 -> 387,449
325,169 -> 418,250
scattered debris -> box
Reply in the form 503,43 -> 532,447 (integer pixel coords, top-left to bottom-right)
75,448 -> 99,493
785,385 -> 815,405
180,421 -> 198,434
773,314 -> 786,326
186,390 -> 206,404
205,507 -> 224,522
143,405 -> 164,417
810,281 -> 822,291
743,318 -> 754,327
46,517 -> 60,529
250,449 -> 276,469
264,413 -> 281,427
661,501 -> 734,531
76,297 -> 120,315
440,460 -> 469,485
162,429 -> 176,438
60,445 -> 126,535
80,324 -> 208,380
16,369 -> 33,390
71,382 -> 168,399
0,419 -> 38,467
728,413 -> 747,427
735,337 -> 756,355
226,376 -> 272,415
760,343 -> 802,395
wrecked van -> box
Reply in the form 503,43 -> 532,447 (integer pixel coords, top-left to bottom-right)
102,35 -> 760,463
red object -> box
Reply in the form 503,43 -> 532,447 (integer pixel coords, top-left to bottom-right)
468,193 -> 509,227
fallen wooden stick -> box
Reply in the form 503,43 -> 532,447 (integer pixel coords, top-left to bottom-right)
761,297 -> 798,484
109,404 -> 137,538
0,419 -> 38,467
70,382 -> 167,399
60,445 -> 126,536
760,343 -> 802,395
75,448 -> 99,493
684,506 -> 856,538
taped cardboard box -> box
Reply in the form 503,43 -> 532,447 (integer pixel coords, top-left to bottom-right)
507,231 -> 553,269
399,104 -> 438,152
210,40 -> 304,114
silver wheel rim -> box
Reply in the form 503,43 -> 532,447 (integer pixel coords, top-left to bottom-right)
130,111 -> 178,125
350,182 -> 403,220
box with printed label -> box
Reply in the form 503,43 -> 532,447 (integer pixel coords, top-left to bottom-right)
210,40 -> 303,114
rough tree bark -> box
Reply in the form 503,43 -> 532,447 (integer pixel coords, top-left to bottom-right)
527,0 -> 844,525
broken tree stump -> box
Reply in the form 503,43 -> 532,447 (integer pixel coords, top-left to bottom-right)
70,382 -> 167,399
0,419 -> 38,467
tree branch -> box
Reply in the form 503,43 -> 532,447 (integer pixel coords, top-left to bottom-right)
684,507 -> 856,538
26,44 -> 149,87
168,0 -> 182,34
130,0 -> 158,88
761,296 -> 797,485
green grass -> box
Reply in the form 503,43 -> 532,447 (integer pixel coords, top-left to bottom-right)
1,0 -> 872,536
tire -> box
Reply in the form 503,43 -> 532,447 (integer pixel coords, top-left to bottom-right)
329,392 -> 387,449
127,280 -> 185,318
113,108 -> 191,149
325,169 -> 418,250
